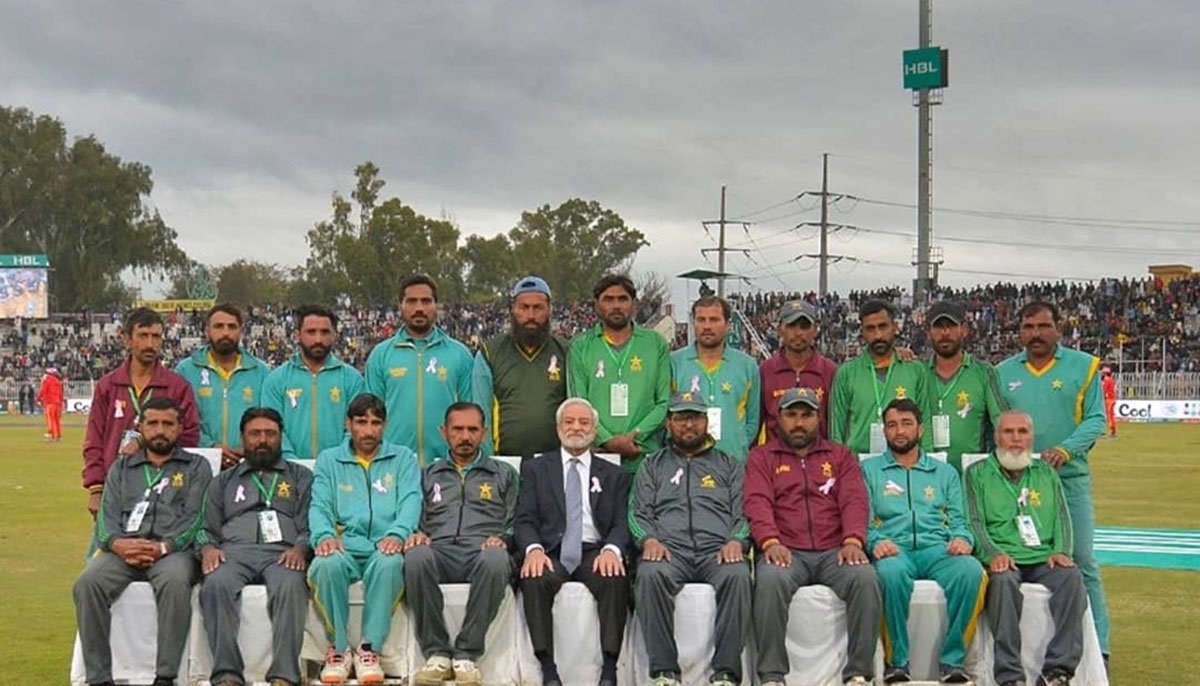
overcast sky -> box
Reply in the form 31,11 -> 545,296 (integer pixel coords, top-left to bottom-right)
3,1 -> 1199,309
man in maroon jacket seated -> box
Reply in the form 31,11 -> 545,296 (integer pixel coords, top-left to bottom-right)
743,387 -> 880,686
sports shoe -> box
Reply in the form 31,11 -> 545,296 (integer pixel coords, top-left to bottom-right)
354,645 -> 386,684
453,658 -> 484,686
414,655 -> 453,686
319,645 -> 352,684
1036,669 -> 1071,686
710,672 -> 738,686
761,681 -> 786,686
846,677 -> 872,686
650,673 -> 681,686
939,665 -> 972,684
884,664 -> 912,683
269,679 -> 297,686
211,676 -> 243,686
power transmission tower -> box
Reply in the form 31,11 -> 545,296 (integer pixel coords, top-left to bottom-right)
701,185 -> 749,298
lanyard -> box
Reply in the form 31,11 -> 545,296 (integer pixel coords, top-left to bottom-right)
128,387 -> 153,419
870,357 -> 896,420
142,463 -> 166,498
992,460 -> 1041,523
934,359 -> 966,412
604,334 -> 634,380
251,472 -> 281,508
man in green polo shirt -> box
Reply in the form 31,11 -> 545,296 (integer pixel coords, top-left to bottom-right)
670,295 -> 760,461
568,273 -> 670,473
831,300 -> 928,456
473,276 -> 569,458
923,301 -> 1008,472
996,300 -> 1110,662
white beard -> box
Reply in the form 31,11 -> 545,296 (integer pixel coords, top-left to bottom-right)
560,432 -> 594,452
996,448 -> 1033,472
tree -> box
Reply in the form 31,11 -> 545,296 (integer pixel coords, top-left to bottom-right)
506,198 -> 647,301
215,260 -> 292,306
303,162 -> 464,306
460,233 -> 518,301
0,106 -> 189,310
164,260 -> 218,300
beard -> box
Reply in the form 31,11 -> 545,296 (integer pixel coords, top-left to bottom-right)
868,339 -> 893,356
245,445 -> 281,470
513,317 -> 550,349
934,339 -> 962,358
671,431 -> 708,453
996,448 -> 1033,472
886,436 -> 917,455
145,436 -> 177,456
559,430 -> 594,452
300,341 -> 330,362
781,428 -> 816,451
210,338 -> 239,356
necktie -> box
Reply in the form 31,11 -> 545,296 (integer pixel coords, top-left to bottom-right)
562,458 -> 583,574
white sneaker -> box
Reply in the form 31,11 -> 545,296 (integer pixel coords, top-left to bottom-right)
845,677 -> 872,686
354,645 -> 385,685
319,645 -> 352,684
452,658 -> 484,686
414,655 -> 454,686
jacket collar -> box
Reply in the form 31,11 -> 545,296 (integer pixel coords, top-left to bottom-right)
392,326 -> 446,347
879,449 -> 937,472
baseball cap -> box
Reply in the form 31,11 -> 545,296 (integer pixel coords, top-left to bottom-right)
778,300 -> 818,325
927,301 -> 966,325
778,386 -> 821,412
668,391 -> 708,413
511,276 -> 551,299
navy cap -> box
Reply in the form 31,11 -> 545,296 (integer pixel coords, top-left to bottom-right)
668,391 -> 708,413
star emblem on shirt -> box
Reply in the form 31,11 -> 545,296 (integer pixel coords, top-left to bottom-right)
1052,379 -> 1064,390
479,483 -> 494,501
630,355 -> 644,373
437,366 -> 448,381
894,385 -> 907,399
172,472 -> 185,488
1029,489 -> 1042,507
721,381 -> 733,393
277,481 -> 291,499
956,390 -> 970,407
815,387 -> 825,399
924,485 -> 936,501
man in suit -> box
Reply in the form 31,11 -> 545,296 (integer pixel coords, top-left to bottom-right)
515,397 -> 633,686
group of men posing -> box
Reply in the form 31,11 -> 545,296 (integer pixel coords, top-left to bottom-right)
73,272 -> 1110,686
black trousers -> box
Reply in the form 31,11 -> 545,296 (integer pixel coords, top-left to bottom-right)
518,546 -> 629,659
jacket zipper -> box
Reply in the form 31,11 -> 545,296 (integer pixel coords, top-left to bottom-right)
362,463 -> 374,540
685,459 -> 695,543
800,458 -> 816,547
310,370 -> 320,459
416,349 -> 425,466
906,469 -> 917,549
454,469 -> 468,543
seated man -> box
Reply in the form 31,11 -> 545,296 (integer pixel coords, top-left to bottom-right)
965,410 -> 1087,686
862,399 -> 985,684
73,397 -> 213,686
405,402 -> 518,686
744,387 -> 880,686
308,393 -> 422,685
630,392 -> 752,686
199,407 -> 313,686
515,397 -> 632,686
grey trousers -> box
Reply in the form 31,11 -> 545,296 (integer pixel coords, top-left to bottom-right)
199,546 -> 309,685
634,549 -> 751,679
404,543 -> 514,661
73,551 -> 197,683
987,564 -> 1086,684
753,548 -> 881,682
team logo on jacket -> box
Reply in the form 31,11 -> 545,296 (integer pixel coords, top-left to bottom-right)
479,483 -> 493,500
172,472 -> 185,488
1029,489 -> 1042,507
330,387 -> 341,403
1051,379 -> 1064,391
894,385 -> 907,399
286,388 -> 302,408
383,473 -> 394,488
700,474 -> 716,489
548,355 -> 561,381
630,356 -> 643,373
390,367 -> 408,378
821,462 -> 833,478
198,387 -> 213,398
277,482 -> 292,499
721,381 -> 733,393
775,464 -> 791,475
924,485 -> 936,501
437,366 -> 448,382
883,480 -> 904,497
243,387 -> 254,402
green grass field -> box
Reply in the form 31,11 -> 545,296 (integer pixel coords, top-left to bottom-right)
1,417 -> 1197,684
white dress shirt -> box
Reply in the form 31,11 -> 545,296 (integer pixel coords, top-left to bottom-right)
525,449 -> 622,560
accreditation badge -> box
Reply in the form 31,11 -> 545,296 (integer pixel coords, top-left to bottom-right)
610,382 -> 629,417
933,414 -> 951,449
259,510 -> 284,543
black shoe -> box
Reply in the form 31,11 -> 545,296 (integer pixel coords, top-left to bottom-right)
598,678 -> 618,686
883,664 -> 912,683
999,681 -> 1026,686
1103,653 -> 1110,675
939,665 -> 971,683
1036,669 -> 1072,686
543,680 -> 563,686
152,678 -> 176,686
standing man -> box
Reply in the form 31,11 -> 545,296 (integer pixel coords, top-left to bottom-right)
73,397 -> 212,686
198,407 -> 312,686
744,388 -> 880,686
82,307 -> 200,519
831,300 -> 927,456
405,402 -> 518,686
924,301 -> 1008,472
568,274 -> 670,472
262,305 -> 364,461
997,301 -> 1110,662
966,411 -> 1087,686
670,296 -> 760,461
37,366 -> 64,441
175,303 -> 270,470
758,300 -> 838,442
1101,367 -> 1117,438
366,275 -> 474,466
861,399 -> 984,684
515,398 -> 632,686
473,275 -> 569,458
308,394 -> 422,685
630,392 -> 752,686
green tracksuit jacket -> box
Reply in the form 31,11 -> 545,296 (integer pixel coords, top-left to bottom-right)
964,456 -> 1073,566
669,343 -> 761,461
923,353 -> 1009,473
261,352 -> 365,461
309,440 -> 422,556
174,346 -> 270,450
831,351 -> 929,455
862,450 -> 974,552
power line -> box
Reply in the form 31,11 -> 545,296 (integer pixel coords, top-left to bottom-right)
847,196 -> 1200,232
843,225 -> 1200,257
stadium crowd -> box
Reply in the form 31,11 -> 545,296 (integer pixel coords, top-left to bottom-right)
65,270 -> 1113,686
